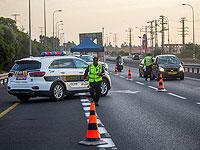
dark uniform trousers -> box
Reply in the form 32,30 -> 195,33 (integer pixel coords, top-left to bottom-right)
145,65 -> 153,79
89,81 -> 102,104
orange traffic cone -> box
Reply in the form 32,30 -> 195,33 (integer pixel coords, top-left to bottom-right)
127,68 -> 133,80
157,74 -> 167,91
79,101 -> 107,146
114,65 -> 118,75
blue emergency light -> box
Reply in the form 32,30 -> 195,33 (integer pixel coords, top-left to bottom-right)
41,51 -> 66,56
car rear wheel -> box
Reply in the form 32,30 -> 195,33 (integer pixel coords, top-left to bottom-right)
50,82 -> 65,101
17,95 -> 31,102
101,79 -> 109,96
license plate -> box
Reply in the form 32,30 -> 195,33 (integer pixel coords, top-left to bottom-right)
168,72 -> 177,75
16,76 -> 27,80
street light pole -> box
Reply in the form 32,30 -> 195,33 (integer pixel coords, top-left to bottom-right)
53,9 -> 62,50
57,23 -> 63,50
29,0 -> 32,56
136,27 -> 142,55
55,21 -> 63,51
182,3 -> 195,59
44,0 -> 47,51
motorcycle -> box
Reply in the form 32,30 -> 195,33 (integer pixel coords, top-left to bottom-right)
117,60 -> 123,72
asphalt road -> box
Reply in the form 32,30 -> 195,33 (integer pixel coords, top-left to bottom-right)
0,63 -> 200,150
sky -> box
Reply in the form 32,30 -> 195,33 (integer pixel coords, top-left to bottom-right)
0,0 -> 200,47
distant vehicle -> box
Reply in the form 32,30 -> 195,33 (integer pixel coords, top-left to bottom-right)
152,55 -> 184,80
133,54 -> 140,60
75,55 -> 109,71
7,54 -> 111,102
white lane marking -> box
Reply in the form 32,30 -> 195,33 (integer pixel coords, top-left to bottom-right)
80,99 -> 90,102
120,76 -> 125,78
87,119 -> 103,124
82,103 -> 91,106
97,138 -> 116,148
148,86 -> 158,90
110,90 -> 140,94
185,77 -> 200,82
83,107 -> 90,111
196,102 -> 200,105
136,81 -> 145,85
98,127 -> 108,134
167,93 -> 187,100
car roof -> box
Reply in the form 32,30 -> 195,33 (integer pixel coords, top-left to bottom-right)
16,56 -> 79,63
157,54 -> 177,57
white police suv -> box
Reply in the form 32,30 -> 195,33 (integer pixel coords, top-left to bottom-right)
7,54 -> 111,102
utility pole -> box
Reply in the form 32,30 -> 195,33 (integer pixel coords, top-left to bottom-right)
128,28 -> 133,56
147,21 -> 154,57
160,16 -> 167,54
11,14 -> 20,23
154,20 -> 158,50
113,33 -> 117,47
39,27 -> 44,43
179,17 -> 188,52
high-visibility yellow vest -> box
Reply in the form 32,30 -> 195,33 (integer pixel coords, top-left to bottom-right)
145,56 -> 153,66
89,64 -> 102,82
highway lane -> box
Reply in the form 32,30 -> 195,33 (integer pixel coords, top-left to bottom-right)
0,63 -> 200,149
108,63 -> 200,104
0,88 -> 98,150
97,64 -> 200,149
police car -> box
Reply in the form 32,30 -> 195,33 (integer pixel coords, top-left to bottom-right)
7,52 -> 111,102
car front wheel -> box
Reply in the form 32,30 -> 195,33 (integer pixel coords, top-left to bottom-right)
101,79 -> 109,96
50,82 -> 65,101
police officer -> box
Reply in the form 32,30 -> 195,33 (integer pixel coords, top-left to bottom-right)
84,57 -> 105,106
144,53 -> 153,81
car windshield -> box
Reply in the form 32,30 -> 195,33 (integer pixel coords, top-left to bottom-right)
158,56 -> 180,64
11,60 -> 41,71
79,56 -> 93,62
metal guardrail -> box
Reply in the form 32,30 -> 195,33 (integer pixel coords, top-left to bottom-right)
106,57 -> 200,74
0,73 -> 8,87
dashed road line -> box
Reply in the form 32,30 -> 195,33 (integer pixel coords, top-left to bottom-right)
185,77 -> 200,82
136,81 -> 145,85
80,97 -> 117,149
148,86 -> 158,90
0,102 -> 20,118
167,93 -> 187,100
119,76 -> 125,78
196,102 -> 200,105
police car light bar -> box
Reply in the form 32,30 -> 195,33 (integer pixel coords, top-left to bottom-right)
41,51 -> 66,56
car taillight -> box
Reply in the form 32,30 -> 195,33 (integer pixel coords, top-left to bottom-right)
29,72 -> 45,77
8,72 -> 13,77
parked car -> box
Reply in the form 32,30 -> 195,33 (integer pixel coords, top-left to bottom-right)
133,54 -> 140,60
152,55 -> 184,80
75,55 -> 109,71
7,55 -> 111,102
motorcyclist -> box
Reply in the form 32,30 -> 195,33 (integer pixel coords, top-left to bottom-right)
144,53 -> 153,81
116,55 -> 123,72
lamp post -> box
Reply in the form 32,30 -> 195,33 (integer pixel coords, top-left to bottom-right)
136,27 -> 142,55
57,24 -> 63,50
29,0 -> 31,56
53,9 -> 62,50
182,3 -> 195,59
55,21 -> 63,51
44,0 -> 47,51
